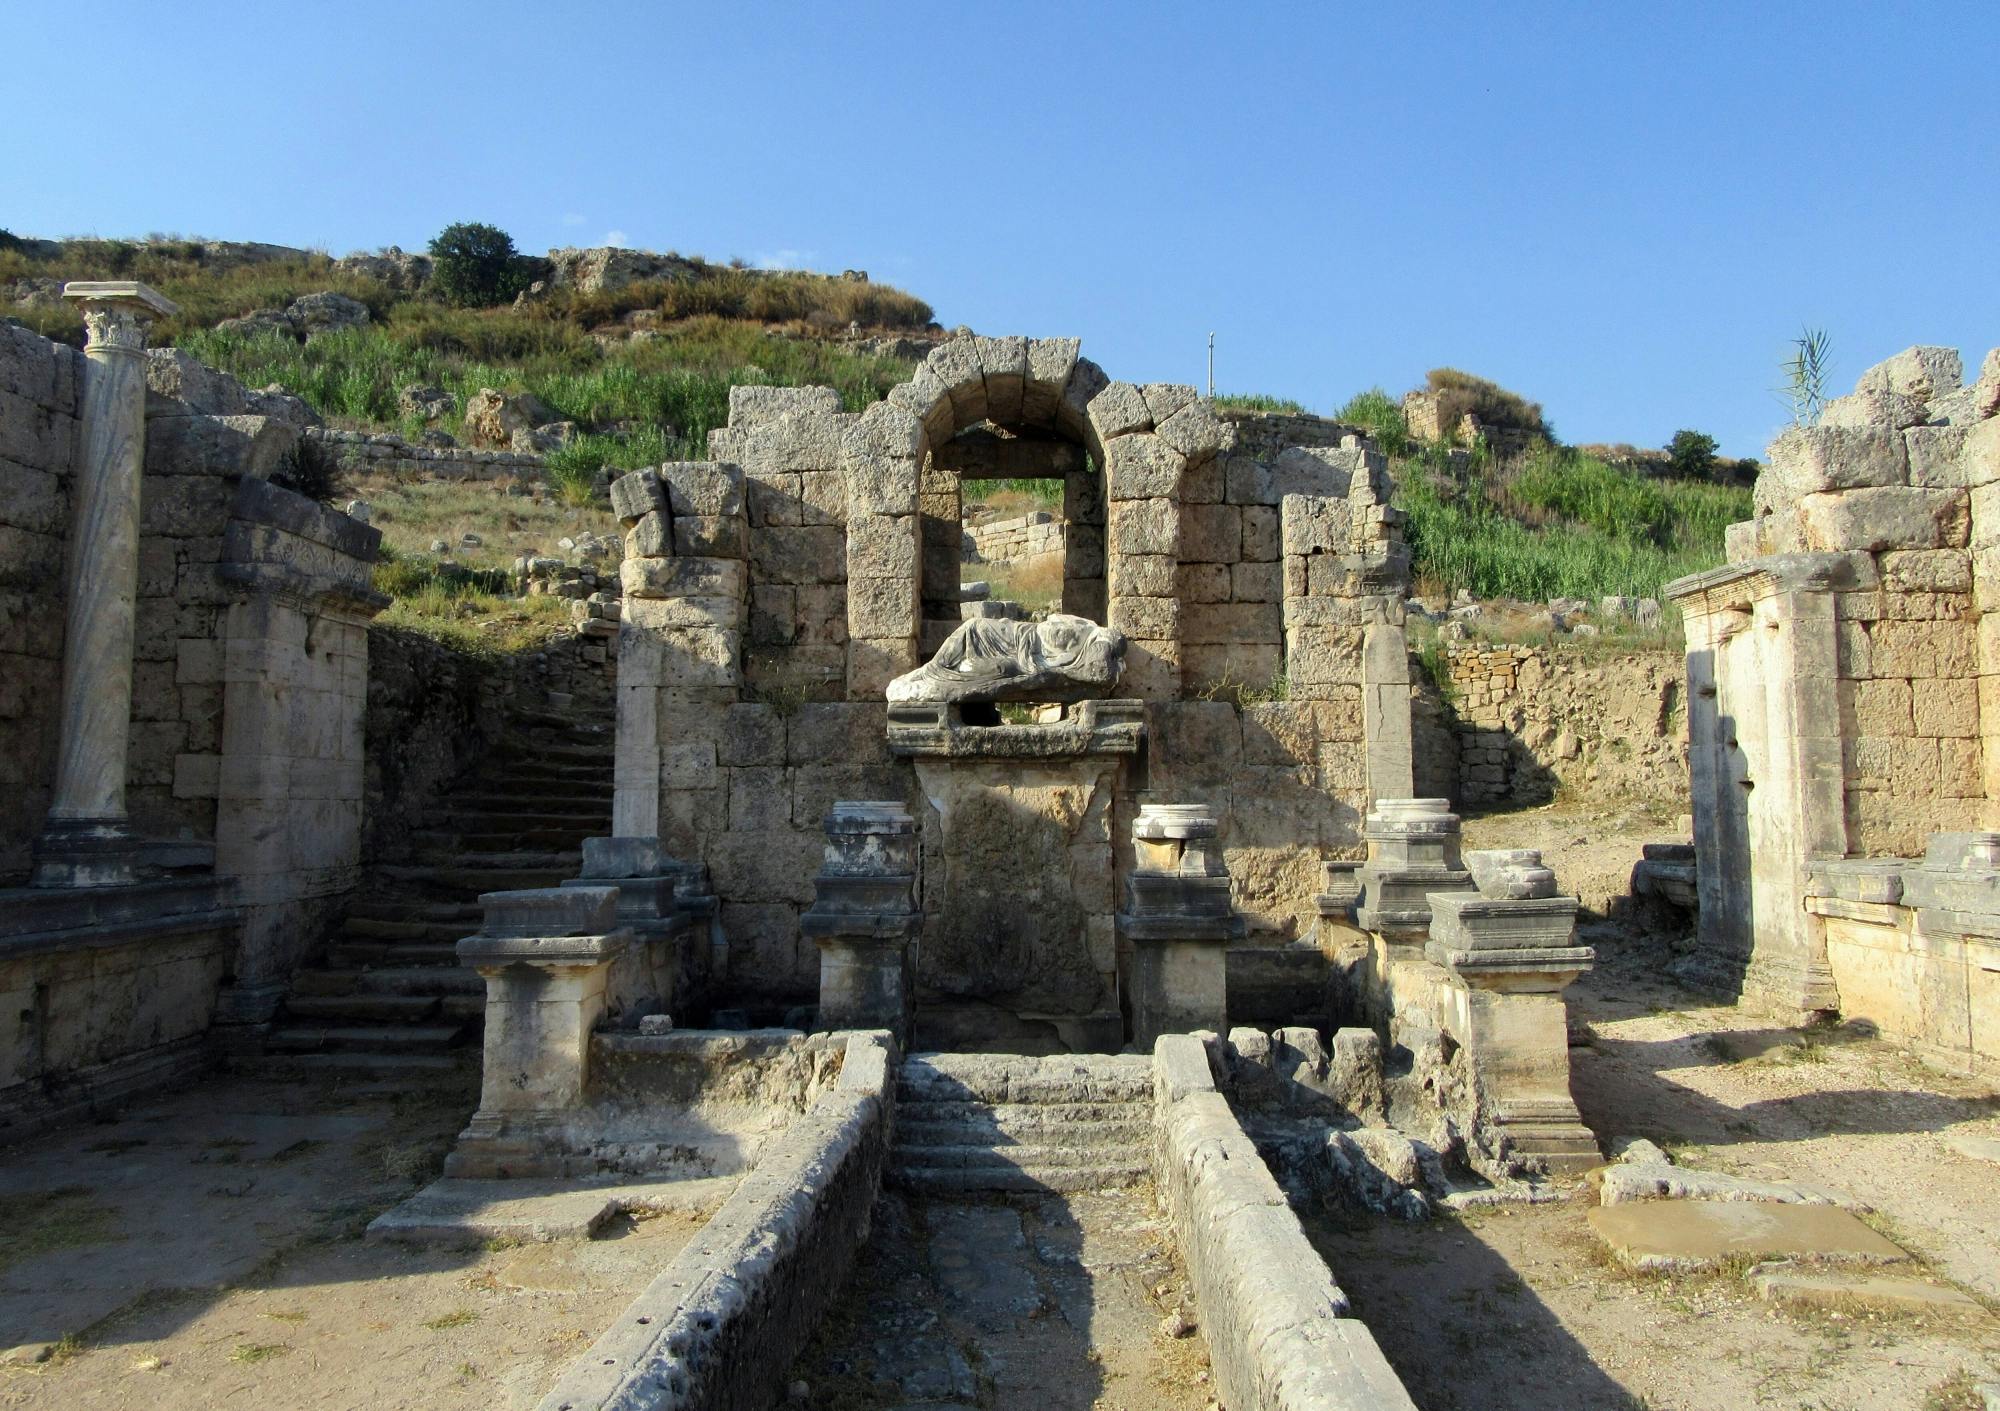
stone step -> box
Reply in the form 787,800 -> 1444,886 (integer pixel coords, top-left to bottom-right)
899,1055 -> 1153,1106
283,993 -> 442,1024
375,863 -> 576,893
893,1097 -> 1148,1124
893,1123 -> 1148,1157
256,1050 -> 470,1077
887,1141 -> 1144,1172
345,898 -> 482,924
265,1023 -> 466,1055
411,826 -> 601,851
415,807 -> 613,830
446,793 -> 613,814
891,1163 -> 1148,1195
442,994 -> 485,1023
327,941 -> 464,968
489,738 -> 615,766
893,1109 -> 1148,1147
291,966 -> 484,998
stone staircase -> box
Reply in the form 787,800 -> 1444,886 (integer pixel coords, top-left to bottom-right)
892,1052 -> 1154,1193
262,705 -> 614,1075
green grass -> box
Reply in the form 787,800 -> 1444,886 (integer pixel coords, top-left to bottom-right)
962,477 -> 1063,508
175,313 -> 917,481
1214,392 -> 1306,414
1334,387 -> 1412,457
1397,443 -> 1749,603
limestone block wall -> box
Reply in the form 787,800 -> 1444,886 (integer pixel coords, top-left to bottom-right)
967,510 -> 1064,564
1439,642 -> 1687,807
0,324 -> 83,879
1669,342 -> 2000,1018
0,325 -> 384,1025
612,339 -> 1414,1020
302,426 -> 544,484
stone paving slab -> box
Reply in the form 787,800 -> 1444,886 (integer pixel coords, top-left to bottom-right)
367,1174 -> 736,1244
1946,1131 -> 2000,1165
1750,1262 -> 1991,1318
1586,1200 -> 1909,1271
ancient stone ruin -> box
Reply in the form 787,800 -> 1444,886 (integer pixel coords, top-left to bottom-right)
4,295 -> 1997,1408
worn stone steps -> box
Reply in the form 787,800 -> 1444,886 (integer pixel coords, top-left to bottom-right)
893,1163 -> 1150,1195
375,861 -> 577,893
325,941 -> 464,968
265,1023 -> 467,1055
892,1052 -> 1153,1193
283,993 -> 442,1024
261,1050 -> 468,1077
291,966 -> 484,997
895,1106 -> 1148,1143
410,827 -> 601,853
264,682 -> 616,1074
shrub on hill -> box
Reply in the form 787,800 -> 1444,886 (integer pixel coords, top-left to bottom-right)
427,222 -> 531,308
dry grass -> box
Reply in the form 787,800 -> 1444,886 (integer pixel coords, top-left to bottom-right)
979,552 -> 1066,613
342,473 -> 622,576
0,1188 -> 122,1274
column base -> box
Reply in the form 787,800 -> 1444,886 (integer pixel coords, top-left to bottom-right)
1489,1098 -> 1601,1176
31,818 -> 142,889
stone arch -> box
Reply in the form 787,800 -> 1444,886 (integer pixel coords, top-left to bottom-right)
842,335 -> 1232,699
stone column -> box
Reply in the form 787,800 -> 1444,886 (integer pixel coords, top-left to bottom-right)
1426,849 -> 1598,1175
447,886 -> 632,1179
802,802 -> 920,1041
32,281 -> 178,888
1119,803 -> 1244,1048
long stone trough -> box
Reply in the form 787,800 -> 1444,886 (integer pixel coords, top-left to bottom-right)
532,1030 -> 1418,1411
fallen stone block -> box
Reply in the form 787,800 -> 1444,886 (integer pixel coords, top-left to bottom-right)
1596,1142 -> 1865,1210
1750,1262 -> 1990,1320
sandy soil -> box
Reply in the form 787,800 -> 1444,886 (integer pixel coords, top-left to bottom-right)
784,1188 -> 1216,1411
1308,800 -> 2000,1411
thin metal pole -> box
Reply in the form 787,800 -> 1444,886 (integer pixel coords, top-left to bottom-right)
1206,332 -> 1214,399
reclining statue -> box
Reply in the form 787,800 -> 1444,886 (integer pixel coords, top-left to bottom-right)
886,612 -> 1126,704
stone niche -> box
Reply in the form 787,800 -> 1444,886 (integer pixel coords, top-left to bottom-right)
889,701 -> 1145,1052
610,337 -> 1417,1046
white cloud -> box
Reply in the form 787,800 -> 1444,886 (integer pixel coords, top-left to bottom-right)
603,229 -> 629,248
561,212 -> 587,227
754,248 -> 816,271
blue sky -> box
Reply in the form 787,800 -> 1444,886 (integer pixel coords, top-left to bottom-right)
10,1 -> 1997,456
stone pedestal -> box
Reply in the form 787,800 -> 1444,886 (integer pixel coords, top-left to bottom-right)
1427,850 -> 1597,1175
891,701 -> 1143,1049
447,886 -> 632,1179
1354,798 -> 1473,943
562,835 -> 719,1026
1119,803 -> 1244,1049
32,281 -> 178,888
801,802 -> 919,1041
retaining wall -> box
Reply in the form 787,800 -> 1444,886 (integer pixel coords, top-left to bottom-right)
536,1030 -> 894,1411
1151,1034 -> 1416,1411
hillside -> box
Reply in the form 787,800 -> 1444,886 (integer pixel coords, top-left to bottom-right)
4,233 -> 1749,642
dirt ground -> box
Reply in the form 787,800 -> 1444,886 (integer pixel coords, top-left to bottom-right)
783,1187 -> 1216,1411
1307,800 -> 2000,1411
0,1071 -> 722,1411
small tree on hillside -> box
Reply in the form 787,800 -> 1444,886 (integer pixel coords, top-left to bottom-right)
428,222 -> 529,307
1666,429 -> 1719,479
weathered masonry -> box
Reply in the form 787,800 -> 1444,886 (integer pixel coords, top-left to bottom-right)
608,335 -> 1416,1050
0,292 -> 382,1133
1669,343 -> 2000,1070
